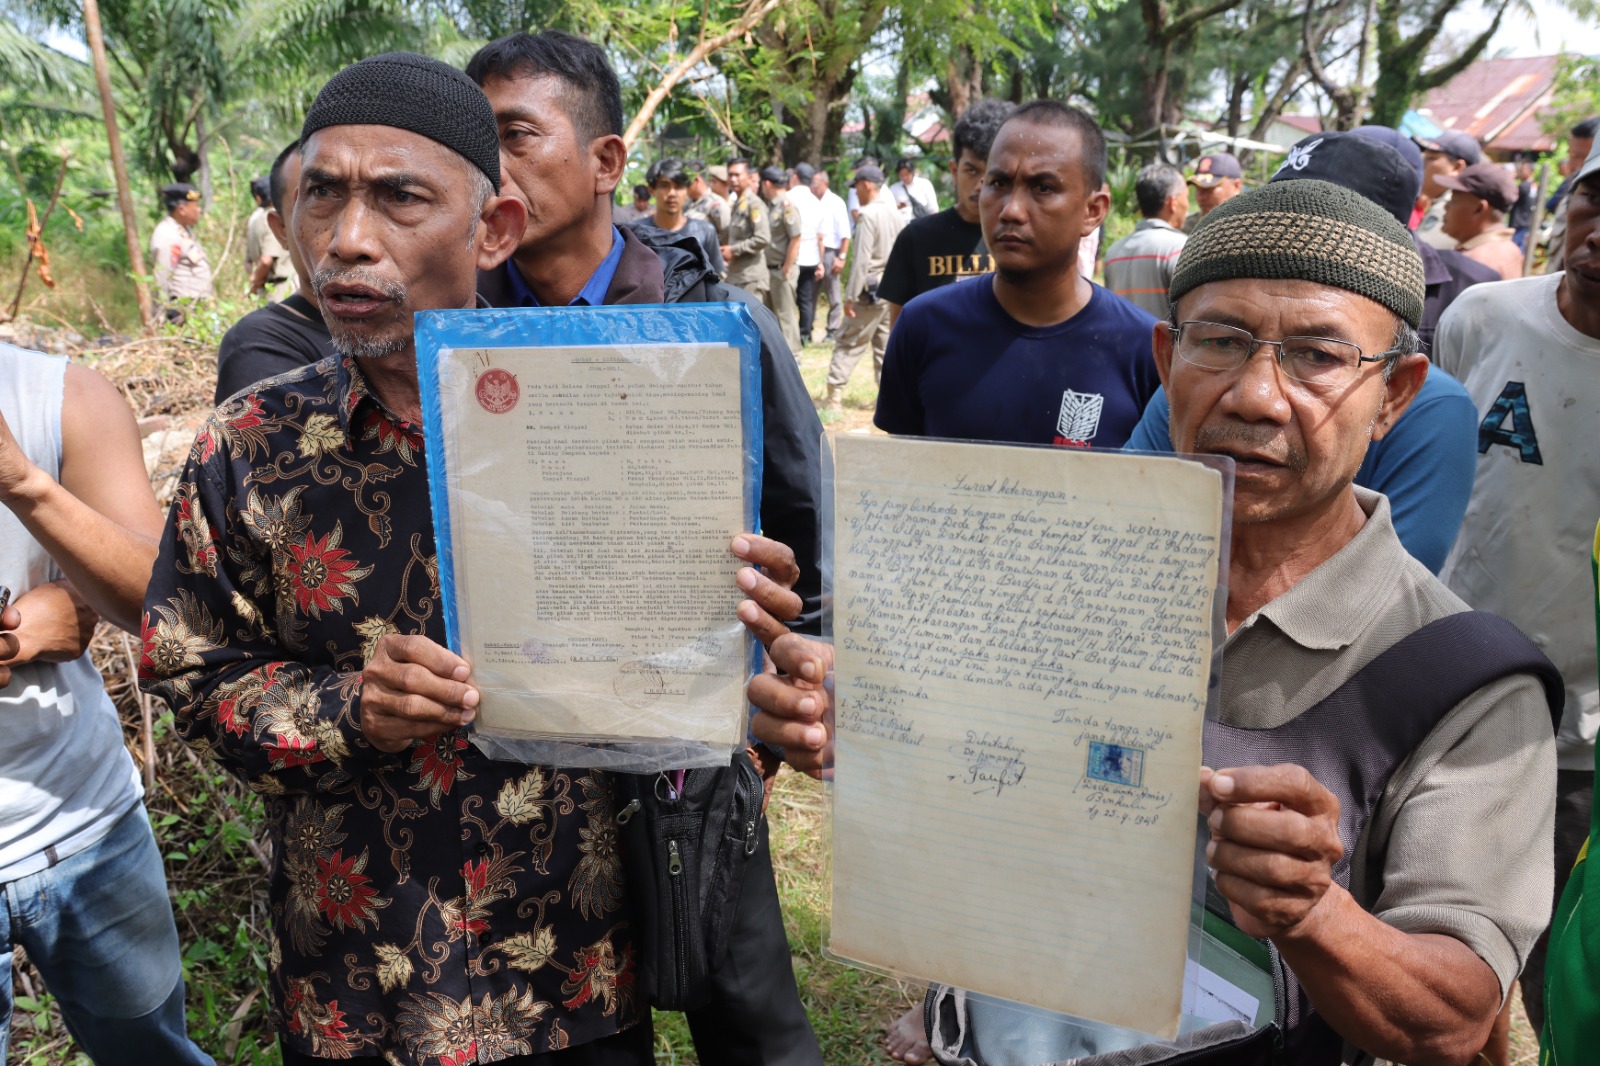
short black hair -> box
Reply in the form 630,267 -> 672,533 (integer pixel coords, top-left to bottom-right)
1003,99 -> 1107,191
632,184 -> 651,200
647,157 -> 691,187
250,176 -> 271,204
952,98 -> 1014,163
727,156 -> 751,171
1574,116 -> 1600,140
465,31 -> 623,144
268,140 -> 300,215
896,157 -> 915,173
1134,163 -> 1184,217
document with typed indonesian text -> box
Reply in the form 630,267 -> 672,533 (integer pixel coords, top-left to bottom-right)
828,434 -> 1225,1039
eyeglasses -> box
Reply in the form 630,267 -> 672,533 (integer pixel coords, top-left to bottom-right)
1168,320 -> 1400,391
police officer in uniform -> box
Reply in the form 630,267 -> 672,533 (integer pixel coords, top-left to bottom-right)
720,158 -> 770,300
687,165 -> 732,245
760,165 -> 804,355
150,183 -> 214,321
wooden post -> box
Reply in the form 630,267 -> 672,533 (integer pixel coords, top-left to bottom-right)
83,0 -> 152,330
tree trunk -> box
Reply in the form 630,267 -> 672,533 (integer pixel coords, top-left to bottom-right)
195,111 -> 213,207
83,0 -> 151,329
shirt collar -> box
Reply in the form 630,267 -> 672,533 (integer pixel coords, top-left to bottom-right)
1236,488 -> 1410,651
503,226 -> 625,307
1135,218 -> 1180,233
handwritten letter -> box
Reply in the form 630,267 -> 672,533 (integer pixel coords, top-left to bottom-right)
829,435 -> 1223,1038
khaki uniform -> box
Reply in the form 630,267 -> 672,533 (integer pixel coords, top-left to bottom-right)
827,197 -> 905,393
764,191 -> 804,354
245,206 -> 294,302
1416,198 -> 1454,250
150,214 -> 214,303
687,191 -> 731,244
724,191 -> 770,296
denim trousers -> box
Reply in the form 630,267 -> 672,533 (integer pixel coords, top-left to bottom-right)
0,802 -> 213,1065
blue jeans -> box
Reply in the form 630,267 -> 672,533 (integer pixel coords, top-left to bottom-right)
0,803 -> 213,1065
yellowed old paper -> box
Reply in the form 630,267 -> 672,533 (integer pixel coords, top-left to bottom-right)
829,435 -> 1223,1038
433,344 -> 747,746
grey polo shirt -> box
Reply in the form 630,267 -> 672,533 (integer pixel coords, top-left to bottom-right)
1222,487 -> 1556,1000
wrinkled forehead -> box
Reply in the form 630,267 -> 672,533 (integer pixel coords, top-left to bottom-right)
301,125 -> 471,186
1174,277 -> 1394,343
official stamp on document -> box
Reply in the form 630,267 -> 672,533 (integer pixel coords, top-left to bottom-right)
475,368 -> 519,414
1086,740 -> 1144,788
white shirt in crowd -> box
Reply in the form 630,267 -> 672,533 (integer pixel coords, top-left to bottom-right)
1437,271 -> 1600,770
818,188 -> 852,249
786,183 -> 824,269
889,174 -> 939,218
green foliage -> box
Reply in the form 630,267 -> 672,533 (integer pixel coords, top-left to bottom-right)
1543,53 -> 1600,137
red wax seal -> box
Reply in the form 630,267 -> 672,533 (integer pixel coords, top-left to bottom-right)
475,368 -> 519,414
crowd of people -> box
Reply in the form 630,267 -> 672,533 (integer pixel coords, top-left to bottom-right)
6,23 -> 1600,1066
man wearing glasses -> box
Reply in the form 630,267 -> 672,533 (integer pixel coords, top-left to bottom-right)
747,178 -> 1559,1065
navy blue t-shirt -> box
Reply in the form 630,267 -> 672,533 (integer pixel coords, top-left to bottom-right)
874,275 -> 1162,447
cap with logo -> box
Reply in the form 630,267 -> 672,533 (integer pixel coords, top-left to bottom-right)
1189,152 -> 1242,188
708,164 -> 730,182
161,182 -> 201,206
794,162 -> 816,183
760,165 -> 788,186
1352,125 -> 1424,184
1269,131 -> 1419,227
1434,163 -> 1518,213
1412,129 -> 1482,166
853,164 -> 886,185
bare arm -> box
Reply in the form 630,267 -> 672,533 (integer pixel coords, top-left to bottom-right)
248,253 -> 273,293
1203,764 -> 1502,1065
0,363 -> 162,632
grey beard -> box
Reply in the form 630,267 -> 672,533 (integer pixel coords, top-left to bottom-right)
329,329 -> 407,361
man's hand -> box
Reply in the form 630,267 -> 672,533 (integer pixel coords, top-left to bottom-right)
0,580 -> 98,686
720,244 -> 734,263
813,265 -> 824,281
360,634 -> 479,753
0,407 -> 45,505
1200,764 -> 1344,940
844,302 -> 857,319
730,534 -> 802,649
748,634 -> 833,778
830,257 -> 845,276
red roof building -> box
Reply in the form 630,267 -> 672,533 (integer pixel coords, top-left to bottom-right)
1417,55 -> 1562,157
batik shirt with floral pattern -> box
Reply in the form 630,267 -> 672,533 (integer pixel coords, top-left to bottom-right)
140,355 -> 638,1064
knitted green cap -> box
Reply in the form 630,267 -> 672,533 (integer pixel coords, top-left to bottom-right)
1169,178 -> 1424,328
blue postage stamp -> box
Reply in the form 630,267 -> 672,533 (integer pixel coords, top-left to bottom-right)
1086,741 -> 1144,788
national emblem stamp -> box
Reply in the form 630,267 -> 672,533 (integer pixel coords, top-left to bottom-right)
475,368 -> 519,414
1086,740 -> 1144,788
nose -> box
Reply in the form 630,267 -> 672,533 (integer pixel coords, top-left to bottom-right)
997,187 -> 1026,224
324,197 -> 382,266
1221,345 -> 1294,424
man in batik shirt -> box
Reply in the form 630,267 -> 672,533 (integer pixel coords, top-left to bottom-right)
139,54 -> 803,1066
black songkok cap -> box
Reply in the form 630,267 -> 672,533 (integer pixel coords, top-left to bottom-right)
301,52 -> 501,191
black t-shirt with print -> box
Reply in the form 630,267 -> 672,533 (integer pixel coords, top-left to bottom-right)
878,207 -> 993,306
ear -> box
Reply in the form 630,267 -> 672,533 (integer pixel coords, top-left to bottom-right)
1372,353 -> 1428,442
593,134 -> 628,197
1083,181 -> 1111,236
266,207 -> 287,246
1152,318 -> 1174,389
475,193 -> 530,271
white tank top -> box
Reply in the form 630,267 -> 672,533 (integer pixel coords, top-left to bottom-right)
0,344 -> 141,882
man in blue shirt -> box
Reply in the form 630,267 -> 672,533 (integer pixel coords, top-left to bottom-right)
1125,130 -> 1479,574
875,101 -> 1160,449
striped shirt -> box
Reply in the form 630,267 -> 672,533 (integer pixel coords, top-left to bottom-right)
1102,218 -> 1187,320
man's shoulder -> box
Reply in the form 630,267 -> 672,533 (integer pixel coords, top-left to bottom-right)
220,301 -> 333,354
209,355 -> 340,418
900,275 -> 989,326
1085,281 -> 1161,330
1444,271 -> 1553,323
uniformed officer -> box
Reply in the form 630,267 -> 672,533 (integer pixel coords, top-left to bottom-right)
760,165 -> 804,354
686,165 -> 731,244
719,158 -> 770,298
150,182 -> 214,320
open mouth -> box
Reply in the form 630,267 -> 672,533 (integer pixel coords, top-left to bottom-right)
320,282 -> 392,318
1207,448 -> 1288,475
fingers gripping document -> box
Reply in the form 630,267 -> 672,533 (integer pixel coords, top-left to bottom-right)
827,435 -> 1227,1039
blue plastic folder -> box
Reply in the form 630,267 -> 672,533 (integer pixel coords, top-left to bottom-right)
414,304 -> 763,772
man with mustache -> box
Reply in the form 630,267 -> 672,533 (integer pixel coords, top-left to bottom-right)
140,53 -> 801,1065
750,180 -> 1560,1065
874,101 -> 1160,449
1436,139 -> 1600,1040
